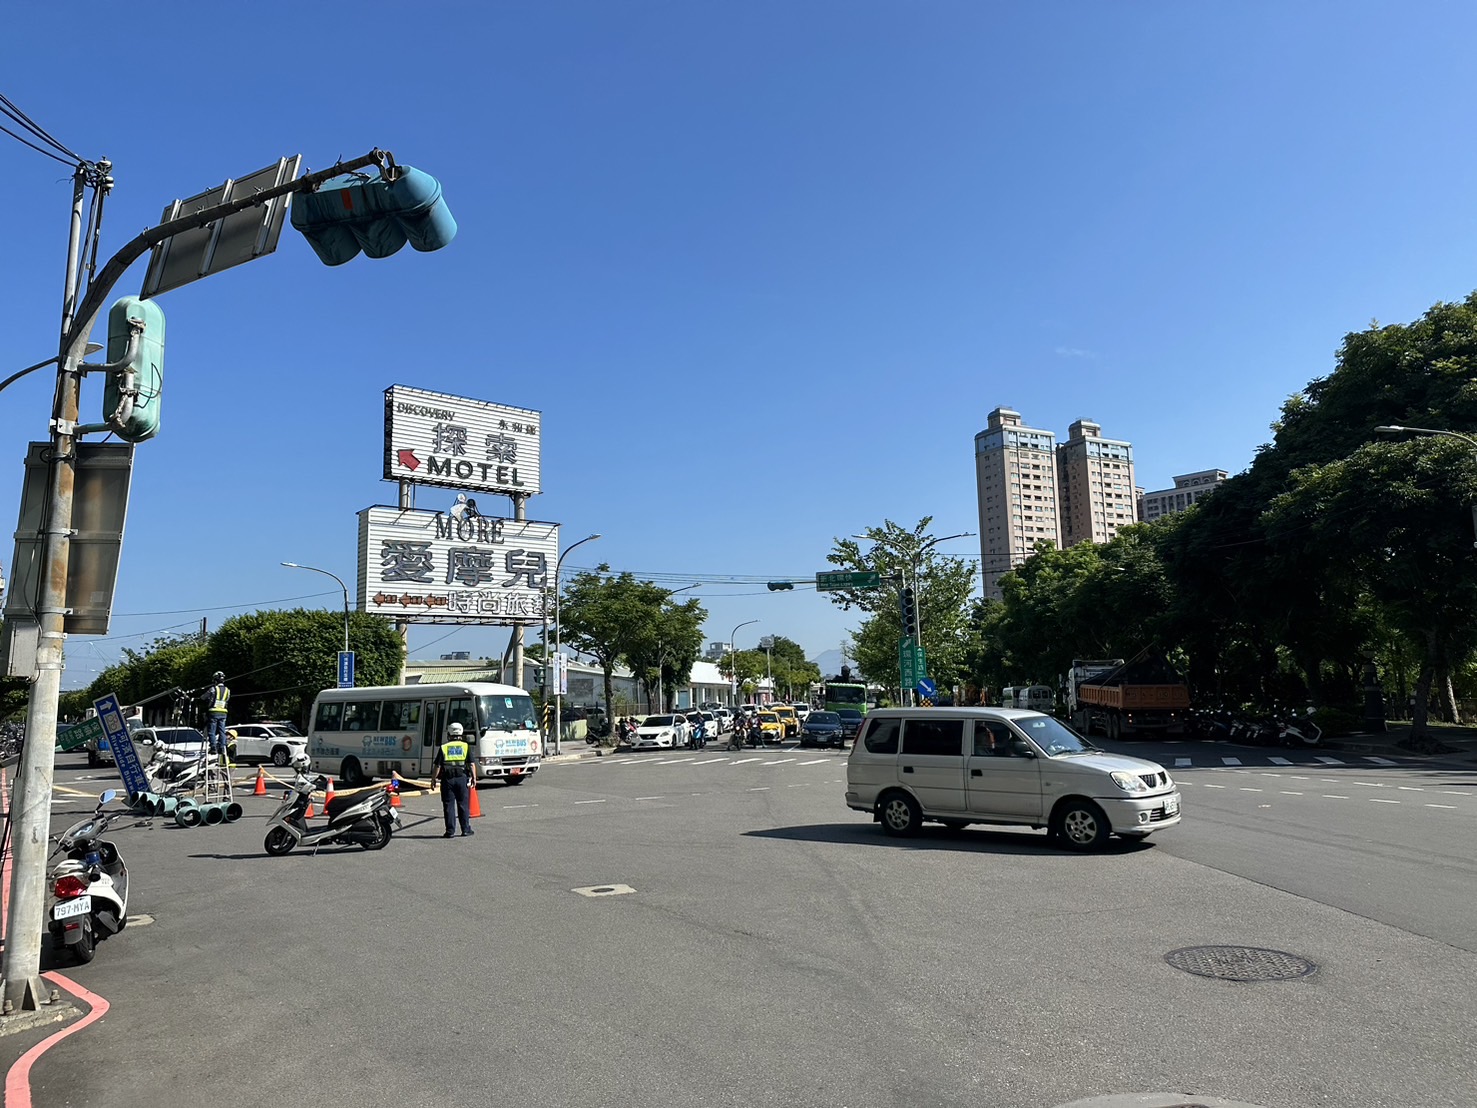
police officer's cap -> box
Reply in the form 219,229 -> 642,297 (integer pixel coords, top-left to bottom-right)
448,723 -> 464,736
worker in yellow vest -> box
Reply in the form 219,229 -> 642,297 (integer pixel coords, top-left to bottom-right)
201,671 -> 230,758
430,721 -> 478,838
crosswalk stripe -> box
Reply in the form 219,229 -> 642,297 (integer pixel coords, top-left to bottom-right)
760,759 -> 795,766
727,758 -> 761,766
1363,756 -> 1398,766
1221,757 -> 1242,766
1269,756 -> 1292,765
1174,757 -> 1191,767
1315,755 -> 1344,765
798,759 -> 829,766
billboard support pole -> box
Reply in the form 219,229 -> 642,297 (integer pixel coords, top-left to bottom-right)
510,492 -> 527,690
395,478 -> 412,685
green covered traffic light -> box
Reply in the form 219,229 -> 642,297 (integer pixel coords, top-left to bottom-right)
100,296 -> 165,443
767,581 -> 794,591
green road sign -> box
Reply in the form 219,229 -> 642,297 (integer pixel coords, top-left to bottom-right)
899,637 -> 928,689
816,570 -> 882,592
58,716 -> 104,752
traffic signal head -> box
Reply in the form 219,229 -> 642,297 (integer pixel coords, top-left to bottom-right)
291,165 -> 457,266
100,296 -> 166,443
767,581 -> 794,591
900,586 -> 917,631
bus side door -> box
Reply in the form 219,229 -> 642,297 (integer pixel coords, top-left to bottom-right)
422,700 -> 448,777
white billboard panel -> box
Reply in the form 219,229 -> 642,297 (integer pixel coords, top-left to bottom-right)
357,506 -> 558,625
383,385 -> 542,497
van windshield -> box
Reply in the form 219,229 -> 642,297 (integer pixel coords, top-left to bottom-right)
478,694 -> 537,732
1015,715 -> 1098,756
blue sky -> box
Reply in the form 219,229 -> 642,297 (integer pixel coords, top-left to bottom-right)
4,1 -> 1476,689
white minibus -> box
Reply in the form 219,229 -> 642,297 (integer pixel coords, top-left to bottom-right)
307,682 -> 541,788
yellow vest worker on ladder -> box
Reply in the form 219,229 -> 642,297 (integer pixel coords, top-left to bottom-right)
430,722 -> 478,838
201,672 -> 230,757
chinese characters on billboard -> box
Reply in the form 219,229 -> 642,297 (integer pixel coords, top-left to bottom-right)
382,384 -> 542,497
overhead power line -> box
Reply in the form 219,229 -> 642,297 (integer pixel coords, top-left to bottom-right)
0,92 -> 83,164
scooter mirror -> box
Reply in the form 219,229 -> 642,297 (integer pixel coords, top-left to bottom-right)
98,788 -> 118,805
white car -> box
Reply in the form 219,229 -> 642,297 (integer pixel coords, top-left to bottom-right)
791,703 -> 812,723
633,715 -> 686,750
712,707 -> 733,731
228,722 -> 307,767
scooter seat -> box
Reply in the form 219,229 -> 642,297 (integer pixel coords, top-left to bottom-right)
325,794 -> 368,819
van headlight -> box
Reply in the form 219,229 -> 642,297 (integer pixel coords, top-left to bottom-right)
1111,771 -> 1150,794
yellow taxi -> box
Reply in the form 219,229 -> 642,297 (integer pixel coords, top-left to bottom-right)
757,711 -> 786,744
770,705 -> 800,738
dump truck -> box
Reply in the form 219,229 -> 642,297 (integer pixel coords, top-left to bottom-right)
1068,654 -> 1190,739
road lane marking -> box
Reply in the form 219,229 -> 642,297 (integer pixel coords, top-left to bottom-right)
1280,791 -> 1304,795
656,758 -> 697,765
574,799 -> 607,805
692,759 -> 728,765
1315,756 -> 1344,764
1426,804 -> 1457,809
1204,784 -> 1226,789
747,787 -> 770,792
1269,757 -> 1292,765
1322,795 -> 1349,799
1397,786 -> 1425,791
1440,791 -> 1472,796
1369,798 -> 1400,804
502,804 -> 537,809
1221,757 -> 1242,766
728,758 -> 761,766
1290,775 -> 1310,780
761,759 -> 795,766
798,759 -> 829,765
1364,756 -> 1398,765
1239,788 -> 1263,792
787,783 -> 809,788
1175,758 -> 1191,767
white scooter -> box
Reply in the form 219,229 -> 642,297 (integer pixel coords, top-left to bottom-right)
48,789 -> 131,964
263,757 -> 399,855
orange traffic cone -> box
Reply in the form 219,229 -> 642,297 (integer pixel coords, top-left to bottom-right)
304,795 -> 315,819
253,767 -> 267,796
467,783 -> 482,819
323,776 -> 336,815
389,772 -> 402,808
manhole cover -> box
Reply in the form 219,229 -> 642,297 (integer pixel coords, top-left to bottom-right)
1165,945 -> 1316,982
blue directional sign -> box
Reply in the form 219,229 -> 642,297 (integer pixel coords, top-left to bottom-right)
338,650 -> 356,688
917,677 -> 937,699
94,692 -> 149,799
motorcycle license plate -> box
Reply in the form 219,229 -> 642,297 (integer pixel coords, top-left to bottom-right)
1164,795 -> 1180,816
53,896 -> 91,920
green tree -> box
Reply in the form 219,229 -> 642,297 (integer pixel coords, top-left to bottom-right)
626,597 -> 707,710
560,567 -> 669,718
824,518 -> 977,695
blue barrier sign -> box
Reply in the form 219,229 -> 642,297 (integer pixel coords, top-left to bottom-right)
338,650 -> 355,688
916,677 -> 937,699
94,692 -> 149,799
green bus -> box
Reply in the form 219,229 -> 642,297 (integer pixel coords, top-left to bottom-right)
822,681 -> 868,715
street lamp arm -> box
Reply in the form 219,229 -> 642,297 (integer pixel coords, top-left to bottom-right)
281,561 -> 350,653
1375,424 -> 1477,450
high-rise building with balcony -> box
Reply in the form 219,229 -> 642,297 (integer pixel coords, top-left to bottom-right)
1056,419 -> 1137,547
974,407 -> 1062,600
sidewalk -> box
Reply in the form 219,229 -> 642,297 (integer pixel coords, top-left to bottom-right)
1327,722 -> 1477,766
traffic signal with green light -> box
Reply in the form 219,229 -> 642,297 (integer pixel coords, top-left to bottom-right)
100,296 -> 165,443
767,581 -> 794,591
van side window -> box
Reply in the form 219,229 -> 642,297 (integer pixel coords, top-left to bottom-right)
315,702 -> 343,732
901,718 -> 964,757
862,717 -> 900,754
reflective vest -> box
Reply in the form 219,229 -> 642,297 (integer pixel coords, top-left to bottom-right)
209,685 -> 229,714
440,740 -> 469,765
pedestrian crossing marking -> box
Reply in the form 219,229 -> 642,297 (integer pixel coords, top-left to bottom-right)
1221,757 -> 1243,765
1315,755 -> 1344,764
798,759 -> 829,765
727,758 -> 760,766
760,759 -> 795,766
1174,757 -> 1191,767
1364,756 -> 1398,765
1269,756 -> 1292,765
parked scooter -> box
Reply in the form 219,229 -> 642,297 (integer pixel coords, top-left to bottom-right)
1276,708 -> 1323,748
263,756 -> 399,855
47,789 -> 131,964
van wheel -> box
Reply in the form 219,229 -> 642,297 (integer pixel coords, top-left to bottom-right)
340,757 -> 368,787
878,792 -> 922,837
1052,800 -> 1110,851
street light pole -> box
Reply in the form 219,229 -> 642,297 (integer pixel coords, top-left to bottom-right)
729,619 -> 758,706
281,562 -> 350,653
552,534 -> 601,756
1375,426 -> 1477,544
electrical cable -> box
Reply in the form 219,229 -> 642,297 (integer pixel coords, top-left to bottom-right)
0,119 -> 75,166
0,93 -> 83,163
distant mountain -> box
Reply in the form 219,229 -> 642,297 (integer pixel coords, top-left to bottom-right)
810,648 -> 854,679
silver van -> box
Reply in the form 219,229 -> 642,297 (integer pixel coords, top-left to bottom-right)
845,707 -> 1181,850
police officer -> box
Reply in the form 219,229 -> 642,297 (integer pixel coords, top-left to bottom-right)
430,722 -> 477,838
201,671 -> 230,758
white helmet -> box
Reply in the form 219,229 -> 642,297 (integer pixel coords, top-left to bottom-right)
447,723 -> 464,737
291,753 -> 311,773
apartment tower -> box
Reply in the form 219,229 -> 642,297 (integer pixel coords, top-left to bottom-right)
974,407 -> 1061,600
1056,419 -> 1137,547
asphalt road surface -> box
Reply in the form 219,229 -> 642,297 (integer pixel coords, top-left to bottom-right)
9,742 -> 1476,1108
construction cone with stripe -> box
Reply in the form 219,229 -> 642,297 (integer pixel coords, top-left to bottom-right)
253,766 -> 267,796
304,793 -> 315,819
389,771 -> 402,808
322,776 -> 336,816
467,781 -> 482,819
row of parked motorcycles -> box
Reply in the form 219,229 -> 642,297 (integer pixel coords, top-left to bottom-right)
1187,706 -> 1324,748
